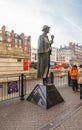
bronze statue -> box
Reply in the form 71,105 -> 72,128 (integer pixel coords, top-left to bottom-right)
37,25 -> 54,83
27,27 -> 64,109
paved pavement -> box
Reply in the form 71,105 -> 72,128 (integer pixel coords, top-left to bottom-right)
0,86 -> 82,130
52,106 -> 82,130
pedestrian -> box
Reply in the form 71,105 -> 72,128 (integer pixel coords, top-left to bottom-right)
77,64 -> 82,99
37,25 -> 54,83
70,65 -> 78,92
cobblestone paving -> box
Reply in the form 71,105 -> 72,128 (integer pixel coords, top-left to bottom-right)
0,86 -> 82,130
52,106 -> 82,130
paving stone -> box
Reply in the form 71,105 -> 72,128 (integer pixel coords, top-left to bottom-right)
0,86 -> 82,130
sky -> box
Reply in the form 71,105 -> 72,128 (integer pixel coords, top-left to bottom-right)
0,0 -> 82,48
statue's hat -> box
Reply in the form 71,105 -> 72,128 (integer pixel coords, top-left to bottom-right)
42,25 -> 50,31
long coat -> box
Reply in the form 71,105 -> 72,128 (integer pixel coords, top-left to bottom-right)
77,68 -> 82,84
37,34 -> 52,78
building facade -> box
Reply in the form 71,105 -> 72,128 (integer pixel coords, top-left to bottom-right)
0,25 -> 31,74
31,47 -> 37,62
0,25 -> 31,60
57,43 -> 82,66
69,42 -> 82,65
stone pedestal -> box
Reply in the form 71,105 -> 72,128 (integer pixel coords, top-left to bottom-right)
27,83 -> 64,109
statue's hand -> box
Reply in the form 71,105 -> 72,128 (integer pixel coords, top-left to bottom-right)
51,35 -> 54,40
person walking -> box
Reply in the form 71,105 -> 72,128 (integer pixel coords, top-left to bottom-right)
77,65 -> 82,99
70,65 -> 78,92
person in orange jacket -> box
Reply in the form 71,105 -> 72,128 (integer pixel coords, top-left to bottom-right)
70,65 -> 78,92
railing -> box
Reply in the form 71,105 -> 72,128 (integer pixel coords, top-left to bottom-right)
0,73 -> 68,102
0,74 -> 21,101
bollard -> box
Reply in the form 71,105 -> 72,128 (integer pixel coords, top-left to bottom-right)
20,73 -> 24,100
50,72 -> 54,84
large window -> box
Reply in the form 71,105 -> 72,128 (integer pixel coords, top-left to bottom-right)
7,37 -> 11,43
5,31 -> 11,36
0,36 -> 2,41
0,30 -> 2,33
15,39 -> 18,43
18,39 -> 22,44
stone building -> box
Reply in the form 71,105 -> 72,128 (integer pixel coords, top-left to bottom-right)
0,25 -> 31,74
57,43 -> 82,66
69,42 -> 82,65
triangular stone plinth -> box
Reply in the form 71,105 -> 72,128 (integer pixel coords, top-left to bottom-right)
26,83 -> 64,109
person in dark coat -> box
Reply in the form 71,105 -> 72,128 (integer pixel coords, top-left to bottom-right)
77,65 -> 82,99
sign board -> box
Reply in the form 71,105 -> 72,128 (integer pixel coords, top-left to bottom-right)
8,81 -> 18,94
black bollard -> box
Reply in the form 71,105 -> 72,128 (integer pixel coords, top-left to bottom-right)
50,72 -> 54,84
20,73 -> 24,100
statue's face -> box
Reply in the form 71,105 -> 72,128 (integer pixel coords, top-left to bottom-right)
45,27 -> 50,33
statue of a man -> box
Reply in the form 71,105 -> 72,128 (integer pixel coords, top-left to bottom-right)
37,25 -> 54,82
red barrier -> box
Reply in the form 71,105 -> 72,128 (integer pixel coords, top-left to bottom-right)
23,59 -> 29,71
